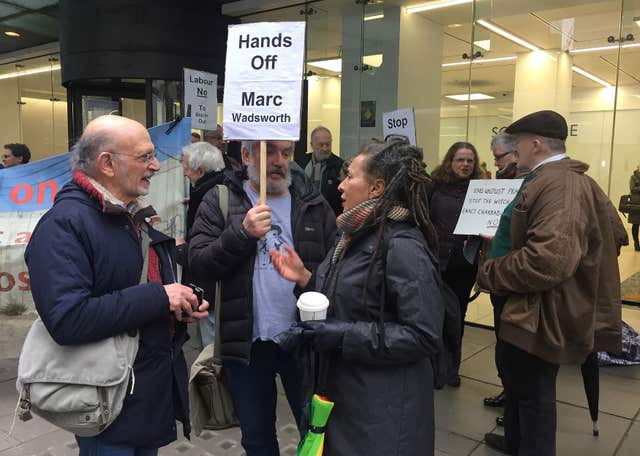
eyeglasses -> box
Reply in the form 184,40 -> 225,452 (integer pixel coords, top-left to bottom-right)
111,151 -> 157,164
493,150 -> 513,162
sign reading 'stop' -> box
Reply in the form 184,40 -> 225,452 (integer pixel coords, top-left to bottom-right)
223,22 -> 306,141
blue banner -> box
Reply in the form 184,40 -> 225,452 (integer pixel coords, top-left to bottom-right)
0,118 -> 190,213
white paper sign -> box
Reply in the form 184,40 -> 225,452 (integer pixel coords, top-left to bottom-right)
183,68 -> 218,131
453,179 -> 525,236
382,108 -> 417,146
223,21 -> 306,140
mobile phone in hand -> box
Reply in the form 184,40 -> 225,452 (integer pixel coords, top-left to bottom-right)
188,283 -> 204,309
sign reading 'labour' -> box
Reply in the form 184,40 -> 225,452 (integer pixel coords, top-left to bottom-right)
223,21 -> 306,140
382,108 -> 417,146
453,179 -> 525,236
183,68 -> 218,131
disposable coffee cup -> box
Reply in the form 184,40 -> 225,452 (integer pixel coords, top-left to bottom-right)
296,292 -> 329,321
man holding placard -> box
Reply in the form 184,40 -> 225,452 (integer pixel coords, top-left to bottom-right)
189,20 -> 337,456
478,110 -> 626,456
188,140 -> 335,455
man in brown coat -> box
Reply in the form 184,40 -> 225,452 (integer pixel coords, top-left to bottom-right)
478,110 -> 627,456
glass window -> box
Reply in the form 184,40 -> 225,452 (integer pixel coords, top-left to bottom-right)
0,53 -> 68,162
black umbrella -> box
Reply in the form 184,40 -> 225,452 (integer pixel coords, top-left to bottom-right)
580,352 -> 599,436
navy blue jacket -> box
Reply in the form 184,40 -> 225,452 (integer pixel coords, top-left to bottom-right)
24,172 -> 190,448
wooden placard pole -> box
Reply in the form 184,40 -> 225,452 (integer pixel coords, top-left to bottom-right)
259,140 -> 267,205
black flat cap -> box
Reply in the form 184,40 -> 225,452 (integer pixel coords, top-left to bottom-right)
505,110 -> 568,140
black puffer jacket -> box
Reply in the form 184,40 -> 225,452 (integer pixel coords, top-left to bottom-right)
188,167 -> 337,363
313,222 -> 444,456
176,170 -> 225,284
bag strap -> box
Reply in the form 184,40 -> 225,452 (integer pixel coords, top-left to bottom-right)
213,185 -> 229,363
139,223 -> 152,285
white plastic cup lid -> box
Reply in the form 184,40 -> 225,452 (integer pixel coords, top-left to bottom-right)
297,292 -> 329,311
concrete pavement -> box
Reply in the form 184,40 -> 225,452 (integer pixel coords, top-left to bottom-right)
1,325 -> 640,455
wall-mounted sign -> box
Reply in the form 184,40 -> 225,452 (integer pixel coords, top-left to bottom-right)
360,100 -> 376,128
454,179 -> 524,236
383,107 -> 417,146
222,21 -> 306,140
183,68 -> 218,131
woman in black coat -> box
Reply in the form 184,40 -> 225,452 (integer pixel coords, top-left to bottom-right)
429,142 -> 483,387
271,141 -> 445,455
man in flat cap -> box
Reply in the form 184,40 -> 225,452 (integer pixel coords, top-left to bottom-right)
478,110 -> 627,455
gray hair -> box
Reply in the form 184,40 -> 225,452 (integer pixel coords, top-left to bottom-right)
310,126 -> 331,142
70,131 -> 114,175
539,136 -> 566,153
241,140 -> 295,156
490,132 -> 516,153
241,140 -> 259,155
182,141 -> 225,173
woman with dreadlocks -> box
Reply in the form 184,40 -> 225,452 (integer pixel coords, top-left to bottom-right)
270,141 -> 445,455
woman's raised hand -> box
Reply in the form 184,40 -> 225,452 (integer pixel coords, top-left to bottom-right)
270,244 -> 312,288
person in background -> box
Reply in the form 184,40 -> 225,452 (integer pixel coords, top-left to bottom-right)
203,124 -> 241,171
479,110 -> 627,455
271,140 -> 444,456
302,126 -> 344,216
629,166 -> 640,251
177,141 -> 226,347
3,143 -> 31,168
191,132 -> 201,143
188,139 -> 336,456
482,132 -> 520,413
429,141 -> 483,387
25,115 -> 208,456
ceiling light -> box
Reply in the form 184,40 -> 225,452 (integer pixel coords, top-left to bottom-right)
364,13 -> 384,21
0,64 -> 61,80
474,39 -> 491,51
445,93 -> 495,101
406,0 -> 472,14
4,31 -> 20,37
308,54 -> 383,74
570,42 -> 640,54
448,23 -> 463,28
571,65 -> 611,88
476,19 -> 540,52
307,58 -> 341,73
442,55 -> 517,67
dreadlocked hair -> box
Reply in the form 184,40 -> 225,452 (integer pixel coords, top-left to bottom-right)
360,141 -> 438,254
356,140 -> 439,319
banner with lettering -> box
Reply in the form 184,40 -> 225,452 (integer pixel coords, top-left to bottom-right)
183,68 -> 218,131
222,21 -> 306,140
0,119 -> 190,313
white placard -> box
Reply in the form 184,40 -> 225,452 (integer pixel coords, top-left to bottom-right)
223,21 -> 306,140
382,108 -> 417,146
453,179 -> 525,236
183,68 -> 218,131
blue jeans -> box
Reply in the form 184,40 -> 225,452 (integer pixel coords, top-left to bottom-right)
225,340 -> 303,456
76,436 -> 158,456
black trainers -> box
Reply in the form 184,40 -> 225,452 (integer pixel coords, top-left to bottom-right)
484,433 -> 512,455
484,390 -> 506,407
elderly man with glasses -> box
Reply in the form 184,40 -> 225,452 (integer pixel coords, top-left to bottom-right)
480,132 -> 521,420
25,115 -> 209,456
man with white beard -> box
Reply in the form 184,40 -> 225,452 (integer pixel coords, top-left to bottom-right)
189,140 -> 336,456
